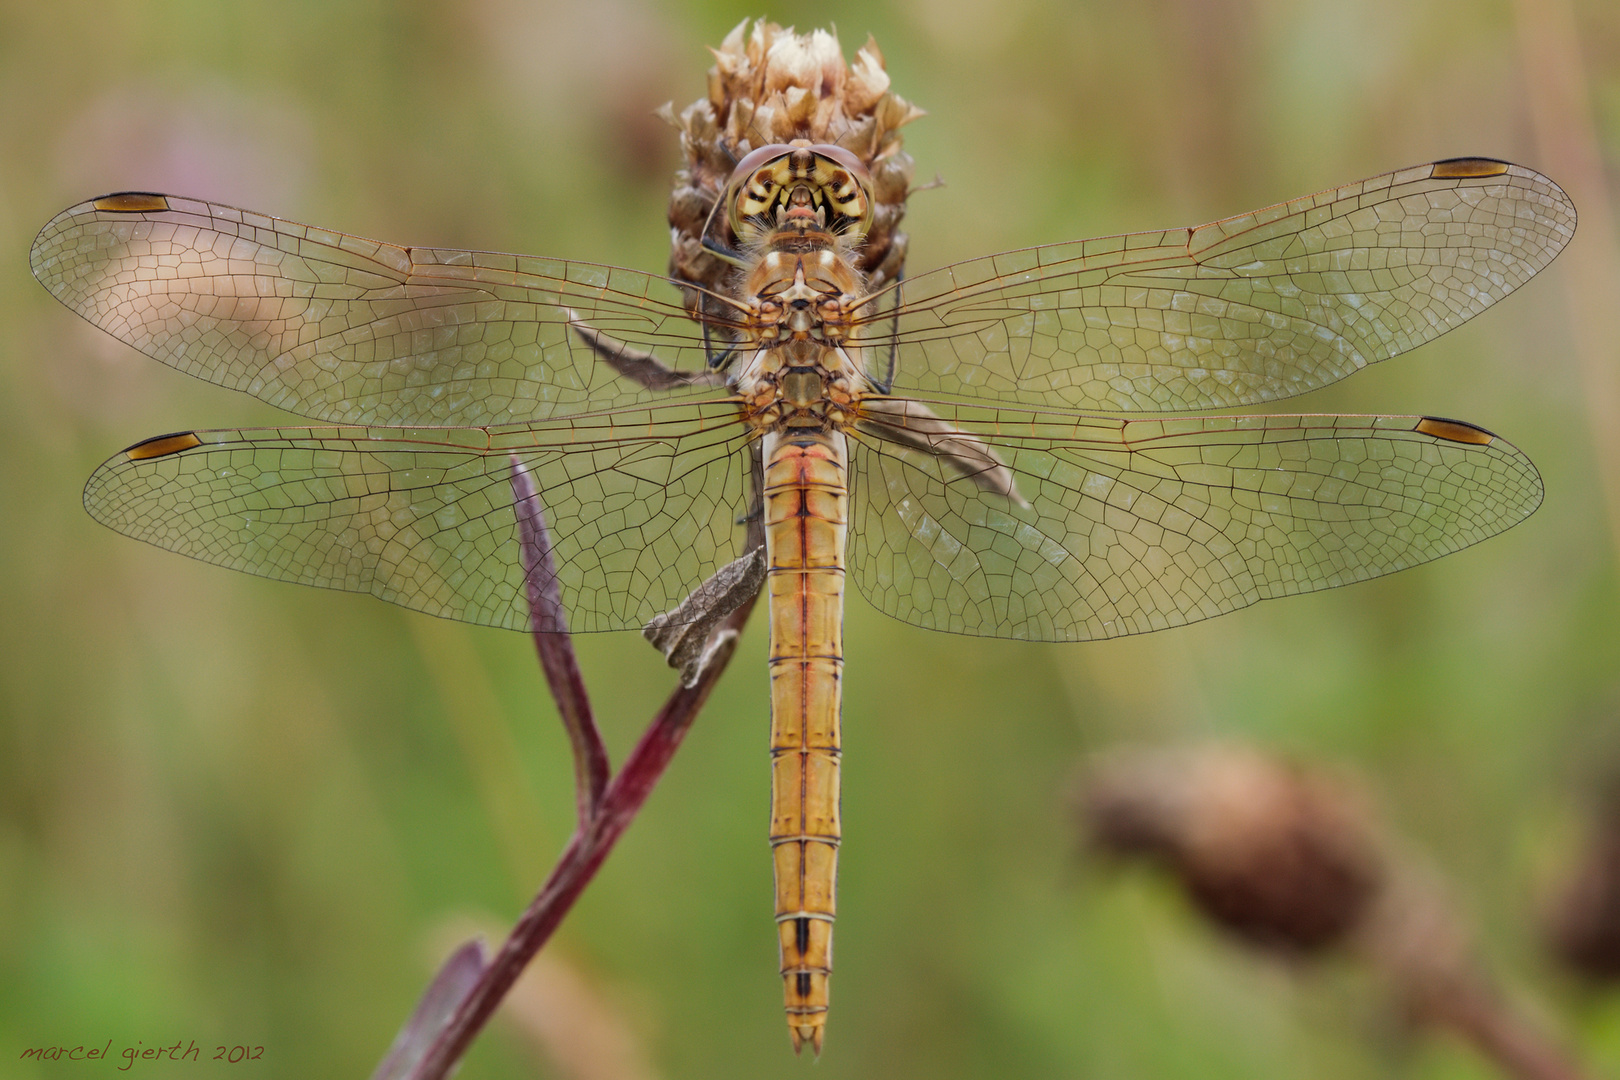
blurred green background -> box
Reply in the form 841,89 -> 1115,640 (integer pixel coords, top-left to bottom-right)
3,0 -> 1619,1077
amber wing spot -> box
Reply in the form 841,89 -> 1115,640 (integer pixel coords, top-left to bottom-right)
125,431 -> 203,460
1430,158 -> 1511,179
1415,416 -> 1495,446
92,192 -> 171,213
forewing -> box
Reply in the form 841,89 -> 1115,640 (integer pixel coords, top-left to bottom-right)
860,160 -> 1573,411
849,405 -> 1541,641
32,193 -> 736,427
83,403 -> 755,633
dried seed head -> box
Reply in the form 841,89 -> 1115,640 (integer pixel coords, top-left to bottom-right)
1547,782 -> 1620,981
662,20 -> 924,315
1081,745 -> 1384,953
1083,748 -> 1586,1075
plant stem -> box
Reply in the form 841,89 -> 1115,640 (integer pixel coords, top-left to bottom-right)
388,459 -> 760,1080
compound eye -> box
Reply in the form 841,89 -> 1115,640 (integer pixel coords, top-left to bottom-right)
728,187 -> 767,237
804,145 -> 874,234
808,143 -> 871,186
730,180 -> 789,237
722,143 -> 798,236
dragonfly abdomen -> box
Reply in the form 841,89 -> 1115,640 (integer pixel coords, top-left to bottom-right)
762,430 -> 849,1055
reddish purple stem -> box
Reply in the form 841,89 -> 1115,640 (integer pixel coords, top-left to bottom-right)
380,459 -> 758,1080
511,458 -> 609,822
371,942 -> 488,1080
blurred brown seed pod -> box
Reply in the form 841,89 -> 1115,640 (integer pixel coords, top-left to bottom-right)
1080,745 -> 1384,953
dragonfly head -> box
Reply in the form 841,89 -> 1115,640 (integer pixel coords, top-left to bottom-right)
725,142 -> 874,246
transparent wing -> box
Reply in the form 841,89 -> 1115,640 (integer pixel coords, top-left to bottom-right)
32,193 -> 741,427
848,404 -> 1541,641
83,402 -> 756,633
856,160 -> 1574,412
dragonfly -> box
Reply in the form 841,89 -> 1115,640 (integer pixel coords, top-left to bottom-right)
32,151 -> 1572,1052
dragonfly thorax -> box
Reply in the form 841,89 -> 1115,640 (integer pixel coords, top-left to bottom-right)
743,248 -> 862,342
732,215 -> 872,436
736,337 -> 864,435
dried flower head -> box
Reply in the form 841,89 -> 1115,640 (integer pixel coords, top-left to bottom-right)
1081,745 -> 1384,953
1547,781 -> 1620,981
661,20 -> 926,317
1081,746 -> 1590,1077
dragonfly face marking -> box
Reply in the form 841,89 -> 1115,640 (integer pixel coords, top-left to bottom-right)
726,142 -> 875,245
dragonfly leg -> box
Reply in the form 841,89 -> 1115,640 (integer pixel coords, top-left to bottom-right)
695,179 -> 748,267
699,302 -> 738,371
872,270 -> 903,394
700,234 -> 747,264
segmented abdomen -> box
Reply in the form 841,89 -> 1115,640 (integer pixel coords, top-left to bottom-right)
761,430 -> 848,1055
